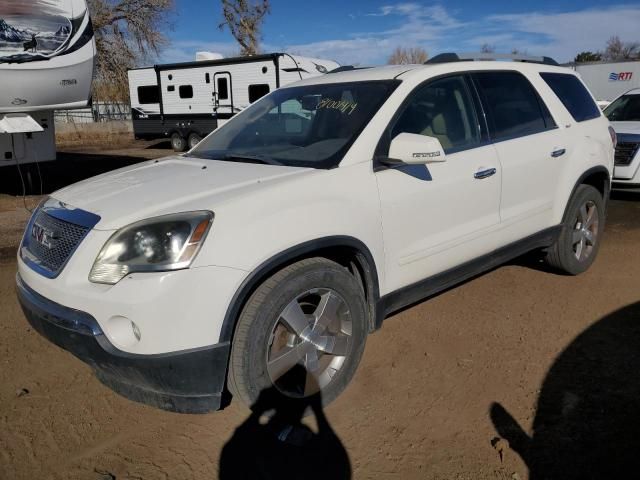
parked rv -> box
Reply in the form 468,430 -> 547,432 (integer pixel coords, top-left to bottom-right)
0,0 -> 95,168
128,53 -> 339,151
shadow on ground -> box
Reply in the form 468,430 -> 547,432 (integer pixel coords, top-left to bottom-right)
220,378 -> 350,480
0,152 -> 144,196
491,301 -> 640,479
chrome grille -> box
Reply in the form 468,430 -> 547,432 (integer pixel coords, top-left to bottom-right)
615,142 -> 640,167
22,210 -> 90,276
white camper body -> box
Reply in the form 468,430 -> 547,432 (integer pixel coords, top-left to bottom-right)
571,60 -> 640,102
0,0 -> 95,166
128,53 -> 339,151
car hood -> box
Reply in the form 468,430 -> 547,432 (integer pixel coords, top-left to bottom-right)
52,156 -> 312,230
610,121 -> 640,136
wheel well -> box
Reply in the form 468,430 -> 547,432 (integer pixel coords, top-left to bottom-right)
220,239 -> 380,344
580,169 -> 610,198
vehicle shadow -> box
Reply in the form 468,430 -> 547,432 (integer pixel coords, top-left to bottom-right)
0,152 -> 144,196
490,301 -> 640,479
219,371 -> 351,480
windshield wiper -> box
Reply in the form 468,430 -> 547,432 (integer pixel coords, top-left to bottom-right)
222,153 -> 282,166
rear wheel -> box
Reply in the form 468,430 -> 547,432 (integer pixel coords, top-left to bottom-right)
545,184 -> 605,275
228,258 -> 368,410
170,133 -> 187,152
187,133 -> 202,150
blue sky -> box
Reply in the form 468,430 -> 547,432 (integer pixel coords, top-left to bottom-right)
160,0 -> 640,65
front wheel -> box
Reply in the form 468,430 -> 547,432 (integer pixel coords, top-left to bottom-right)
228,258 -> 368,410
545,184 -> 605,275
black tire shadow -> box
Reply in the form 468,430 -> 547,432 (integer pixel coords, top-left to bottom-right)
490,301 -> 640,479
219,370 -> 351,480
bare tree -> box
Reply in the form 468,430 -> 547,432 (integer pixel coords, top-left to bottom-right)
89,0 -> 174,102
219,0 -> 270,56
387,46 -> 428,65
480,43 -> 495,54
604,35 -> 640,60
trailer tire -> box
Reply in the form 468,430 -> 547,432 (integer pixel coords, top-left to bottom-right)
171,133 -> 187,152
188,133 -> 202,150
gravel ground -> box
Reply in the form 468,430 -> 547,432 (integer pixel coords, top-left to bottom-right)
1,143 -> 640,479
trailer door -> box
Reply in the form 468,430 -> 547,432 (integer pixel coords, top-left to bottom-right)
213,72 -> 234,122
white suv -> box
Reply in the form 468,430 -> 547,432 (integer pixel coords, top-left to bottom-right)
17,54 -> 615,413
604,88 -> 640,186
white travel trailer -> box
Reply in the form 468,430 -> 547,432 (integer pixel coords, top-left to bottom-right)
0,0 -> 95,167
128,53 -> 340,151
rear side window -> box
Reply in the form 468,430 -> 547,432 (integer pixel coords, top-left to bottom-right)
137,85 -> 159,104
540,73 -> 600,122
179,85 -> 193,99
249,84 -> 270,103
474,71 -> 556,141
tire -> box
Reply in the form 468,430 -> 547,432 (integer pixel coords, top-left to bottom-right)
545,184 -> 605,275
170,133 -> 187,152
228,257 -> 368,410
187,133 -> 202,150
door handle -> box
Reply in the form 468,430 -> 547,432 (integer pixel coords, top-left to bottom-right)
551,148 -> 566,158
474,168 -> 497,179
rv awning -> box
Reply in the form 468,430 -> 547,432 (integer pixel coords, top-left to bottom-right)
0,114 -> 44,134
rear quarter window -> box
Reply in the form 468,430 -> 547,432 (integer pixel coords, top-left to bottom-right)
540,73 -> 601,122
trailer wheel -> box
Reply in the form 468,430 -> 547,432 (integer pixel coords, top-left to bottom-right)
188,133 -> 202,150
170,133 -> 187,152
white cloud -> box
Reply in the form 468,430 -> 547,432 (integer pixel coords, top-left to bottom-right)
161,4 -> 640,66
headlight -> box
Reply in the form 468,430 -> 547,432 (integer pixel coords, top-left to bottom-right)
89,211 -> 213,284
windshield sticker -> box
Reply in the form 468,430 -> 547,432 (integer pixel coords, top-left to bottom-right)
317,98 -> 358,115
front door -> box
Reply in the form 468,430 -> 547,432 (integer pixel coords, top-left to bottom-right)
375,75 -> 502,293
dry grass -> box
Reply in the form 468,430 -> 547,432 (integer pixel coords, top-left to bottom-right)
55,121 -> 134,149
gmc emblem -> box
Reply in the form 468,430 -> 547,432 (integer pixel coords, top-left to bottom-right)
31,223 -> 56,249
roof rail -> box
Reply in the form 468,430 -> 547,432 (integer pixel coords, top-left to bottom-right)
327,65 -> 372,74
426,52 -> 559,66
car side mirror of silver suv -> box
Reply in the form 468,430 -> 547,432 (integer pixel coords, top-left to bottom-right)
382,133 -> 447,166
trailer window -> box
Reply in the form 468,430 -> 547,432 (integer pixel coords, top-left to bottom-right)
540,73 -> 601,122
249,84 -> 270,103
167,85 -> 175,92
205,73 -> 210,84
179,85 -> 194,99
137,86 -> 160,104
217,78 -> 229,100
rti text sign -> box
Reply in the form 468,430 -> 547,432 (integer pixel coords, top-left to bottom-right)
609,72 -> 634,81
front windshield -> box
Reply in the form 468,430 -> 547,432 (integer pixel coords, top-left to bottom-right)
605,94 -> 640,122
188,80 -> 399,169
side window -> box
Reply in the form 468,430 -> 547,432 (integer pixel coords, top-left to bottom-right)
390,75 -> 480,153
205,73 -> 210,84
249,84 -> 270,103
474,71 -> 555,141
217,77 -> 229,100
540,73 -> 601,122
179,85 -> 193,99
137,85 -> 159,104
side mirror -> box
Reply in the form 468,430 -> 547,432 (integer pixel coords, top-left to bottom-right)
383,132 -> 446,165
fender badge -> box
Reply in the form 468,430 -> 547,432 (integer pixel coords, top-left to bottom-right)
11,98 -> 27,105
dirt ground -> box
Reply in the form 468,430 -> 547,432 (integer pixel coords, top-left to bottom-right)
1,143 -> 640,479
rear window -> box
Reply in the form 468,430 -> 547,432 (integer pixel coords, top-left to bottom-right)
473,71 -> 556,141
137,86 -> 159,104
540,73 -> 601,122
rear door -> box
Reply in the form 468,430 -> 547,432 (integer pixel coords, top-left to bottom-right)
472,71 -> 566,240
375,75 -> 502,293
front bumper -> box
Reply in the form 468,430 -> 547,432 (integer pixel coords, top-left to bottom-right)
16,273 -> 230,414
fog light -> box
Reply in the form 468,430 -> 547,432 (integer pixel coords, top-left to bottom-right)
106,316 -> 141,348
